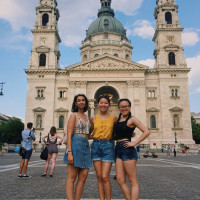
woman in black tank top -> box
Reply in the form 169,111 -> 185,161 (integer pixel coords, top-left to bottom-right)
114,98 -> 150,200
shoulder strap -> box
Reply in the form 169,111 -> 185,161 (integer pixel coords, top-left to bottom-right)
24,130 -> 32,148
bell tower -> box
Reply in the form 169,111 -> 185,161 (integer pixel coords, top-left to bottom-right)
153,0 -> 186,68
30,0 -> 61,69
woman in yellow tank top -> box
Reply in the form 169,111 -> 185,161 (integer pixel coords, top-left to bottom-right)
90,94 -> 117,200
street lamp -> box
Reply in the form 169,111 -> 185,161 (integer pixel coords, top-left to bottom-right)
174,132 -> 178,143
0,82 -> 5,96
39,132 -> 42,143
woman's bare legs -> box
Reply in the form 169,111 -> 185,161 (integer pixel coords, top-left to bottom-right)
50,153 -> 57,175
124,160 -> 139,200
93,161 -> 112,200
66,165 -> 79,200
66,165 -> 89,200
75,168 -> 89,200
43,154 -> 52,174
116,158 -> 131,200
93,161 -> 104,200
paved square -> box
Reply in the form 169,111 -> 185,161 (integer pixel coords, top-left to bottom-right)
0,152 -> 200,199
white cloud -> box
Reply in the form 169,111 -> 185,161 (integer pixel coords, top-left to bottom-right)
113,0 -> 143,16
187,54 -> 200,94
138,59 -> 155,68
0,0 -> 37,31
127,20 -> 154,39
0,0 -> 144,47
182,32 -> 199,46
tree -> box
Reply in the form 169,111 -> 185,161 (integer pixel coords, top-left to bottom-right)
0,118 -> 24,144
191,116 -> 200,144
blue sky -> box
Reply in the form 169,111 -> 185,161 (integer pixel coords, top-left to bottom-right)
0,0 -> 200,120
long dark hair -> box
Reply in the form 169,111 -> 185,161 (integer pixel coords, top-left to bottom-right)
50,126 -> 56,136
113,98 -> 132,140
97,94 -> 110,105
117,98 -> 132,122
71,94 -> 88,112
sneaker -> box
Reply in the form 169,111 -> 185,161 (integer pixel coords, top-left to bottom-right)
23,175 -> 31,178
18,174 -> 23,178
41,174 -> 46,177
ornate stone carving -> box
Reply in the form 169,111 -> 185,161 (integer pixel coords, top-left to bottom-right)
127,80 -> 145,87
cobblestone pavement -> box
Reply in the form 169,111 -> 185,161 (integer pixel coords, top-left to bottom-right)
0,152 -> 200,200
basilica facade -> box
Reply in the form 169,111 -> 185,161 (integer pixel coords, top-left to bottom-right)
25,0 -> 194,148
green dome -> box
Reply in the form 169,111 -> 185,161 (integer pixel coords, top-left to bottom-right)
87,15 -> 126,36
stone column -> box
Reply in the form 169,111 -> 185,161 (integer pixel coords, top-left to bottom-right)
127,81 -> 134,115
89,99 -> 95,118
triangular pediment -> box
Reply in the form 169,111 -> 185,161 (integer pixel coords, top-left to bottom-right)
65,54 -> 149,72
146,107 -> 160,112
169,107 -> 183,112
55,108 -> 68,112
33,107 -> 46,112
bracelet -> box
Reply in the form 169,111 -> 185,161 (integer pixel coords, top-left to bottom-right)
68,150 -> 72,152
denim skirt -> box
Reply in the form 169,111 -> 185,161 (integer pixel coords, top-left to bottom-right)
63,134 -> 92,169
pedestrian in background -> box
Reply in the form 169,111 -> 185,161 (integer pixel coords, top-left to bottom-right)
136,145 -> 140,158
181,146 -> 185,156
161,146 -> 164,153
18,122 -> 35,178
166,144 -> 170,157
41,126 -> 63,177
173,145 -> 177,157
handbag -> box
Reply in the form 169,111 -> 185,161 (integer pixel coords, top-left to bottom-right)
19,130 -> 32,157
40,147 -> 48,160
19,147 -> 26,157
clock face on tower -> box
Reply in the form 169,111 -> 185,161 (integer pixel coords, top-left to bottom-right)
41,38 -> 46,45
168,36 -> 174,43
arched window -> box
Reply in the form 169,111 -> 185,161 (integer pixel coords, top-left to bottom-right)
173,115 -> 179,128
150,115 -> 156,128
165,12 -> 172,24
59,115 -> 64,129
169,52 -> 175,65
41,90 -> 44,98
42,14 -> 49,26
114,53 -> 118,57
126,54 -> 129,60
148,90 -> 152,98
152,90 -> 155,98
36,115 -> 42,128
104,34 -> 108,39
175,89 -> 178,97
37,90 -> 41,98
104,19 -> 109,26
171,89 -> 174,97
83,55 -> 87,61
39,54 -> 46,66
94,54 -> 99,58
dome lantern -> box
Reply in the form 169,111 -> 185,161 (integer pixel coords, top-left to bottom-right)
98,0 -> 114,17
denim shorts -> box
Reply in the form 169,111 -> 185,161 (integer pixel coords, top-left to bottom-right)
115,140 -> 138,161
22,149 -> 32,160
63,134 -> 92,169
91,139 -> 115,163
